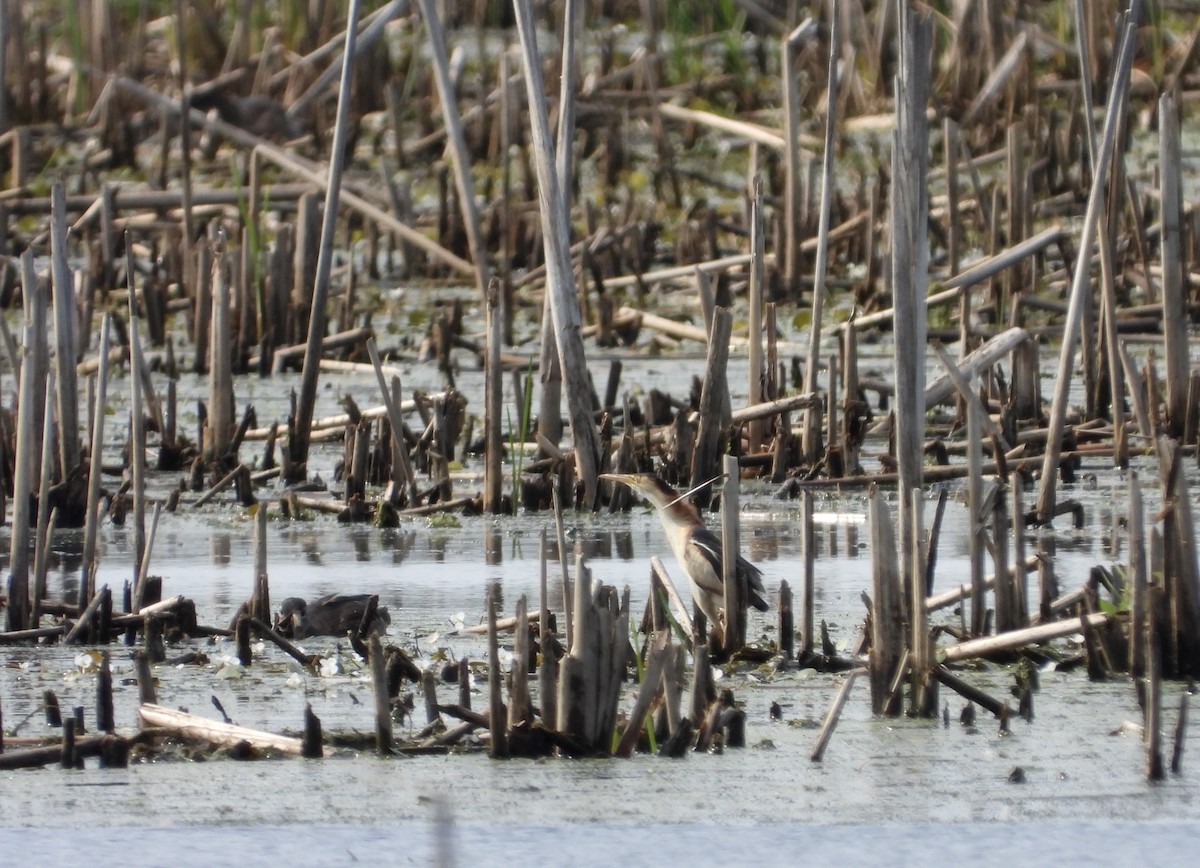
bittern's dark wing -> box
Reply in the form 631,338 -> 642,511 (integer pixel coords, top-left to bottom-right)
688,527 -> 769,612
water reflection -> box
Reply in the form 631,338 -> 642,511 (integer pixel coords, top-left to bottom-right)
484,522 -> 502,565
379,528 -> 416,565
353,530 -> 370,563
211,532 -> 231,566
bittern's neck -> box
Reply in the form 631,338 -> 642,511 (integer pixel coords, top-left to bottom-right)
659,498 -> 704,529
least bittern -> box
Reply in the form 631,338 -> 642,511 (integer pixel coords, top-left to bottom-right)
602,473 -> 768,643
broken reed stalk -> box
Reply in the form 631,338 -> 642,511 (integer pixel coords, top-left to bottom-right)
778,579 -> 794,661
1154,436 -> 1200,674
365,339 -> 418,505
801,9 -> 839,465
486,583 -> 508,758
720,453 -> 743,654
252,501 -> 270,623
290,0 -> 362,482
615,632 -> 668,758
1172,693 -> 1188,775
557,545 -> 591,746
127,244 -> 147,576
781,18 -> 818,297
531,4 -> 567,451
538,529 -> 558,729
7,252 -> 39,630
746,177 -> 765,455
79,315 -> 111,611
890,5 -> 931,617
172,0 -> 195,298
207,237 -> 234,465
1009,481 -> 1029,628
1158,94 -> 1187,438
511,0 -> 601,509
689,308 -> 732,502
368,632 -> 393,756
32,386 -> 58,625
801,489 -> 815,660
484,279 -> 503,513
132,503 -> 160,613
1128,471 -> 1147,679
507,596 -> 531,729
868,486 -> 903,716
1146,586 -> 1164,781
50,183 -> 81,483
415,0 -> 489,297
1035,22 -> 1136,522
551,477 -> 572,648
909,488 -> 935,717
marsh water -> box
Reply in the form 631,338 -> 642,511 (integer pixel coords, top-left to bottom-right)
1,341 -> 1198,866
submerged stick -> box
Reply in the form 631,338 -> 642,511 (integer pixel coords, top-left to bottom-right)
810,668 -> 865,762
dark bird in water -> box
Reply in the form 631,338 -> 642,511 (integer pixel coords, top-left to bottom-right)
277,594 -> 390,640
189,89 -> 304,141
601,473 -> 768,644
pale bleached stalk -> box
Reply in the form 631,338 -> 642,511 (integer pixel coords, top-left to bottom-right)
1035,23 -> 1136,521
291,0 -> 362,478
802,9 -> 840,463
511,0 -> 601,507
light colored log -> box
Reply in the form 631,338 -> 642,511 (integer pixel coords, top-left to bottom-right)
924,327 -> 1030,407
938,613 -> 1109,664
138,703 -> 304,754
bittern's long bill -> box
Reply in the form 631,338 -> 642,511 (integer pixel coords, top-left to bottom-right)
602,473 -> 768,643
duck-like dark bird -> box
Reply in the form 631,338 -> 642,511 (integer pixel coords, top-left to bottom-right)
601,473 -> 768,642
190,89 -> 304,141
277,594 -> 390,640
